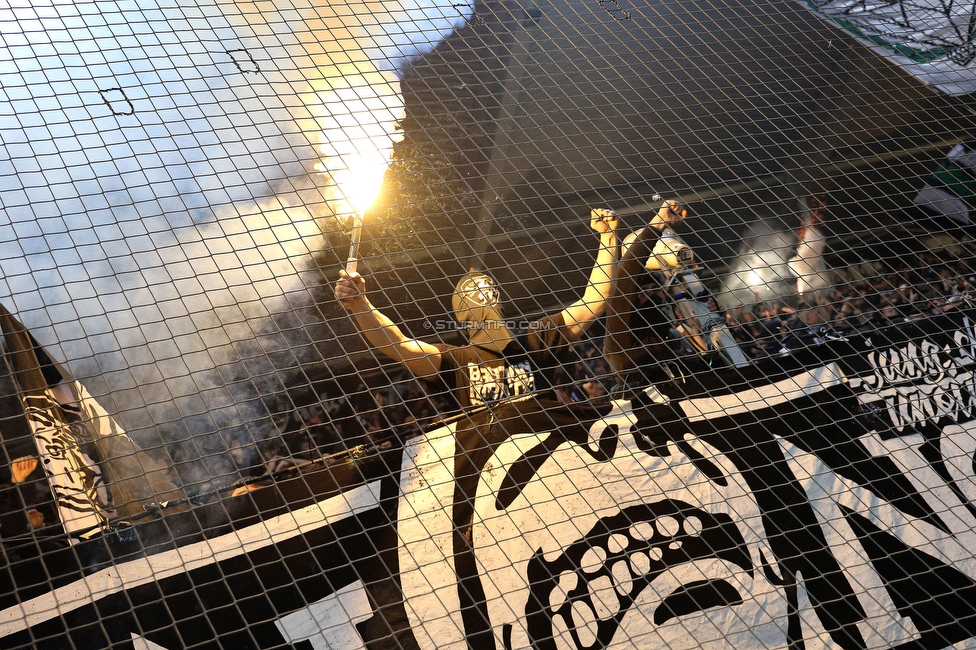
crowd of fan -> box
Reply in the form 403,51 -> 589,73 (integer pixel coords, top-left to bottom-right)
289,336 -> 614,457
729,247 -> 976,359
278,246 -> 976,460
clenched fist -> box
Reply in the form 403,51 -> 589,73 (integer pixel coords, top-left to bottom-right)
650,199 -> 688,231
590,207 -> 619,235
334,269 -> 368,312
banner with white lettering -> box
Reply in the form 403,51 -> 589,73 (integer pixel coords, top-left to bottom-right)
7,311 -> 976,647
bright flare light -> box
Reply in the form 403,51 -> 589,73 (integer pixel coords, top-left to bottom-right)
334,151 -> 389,215
314,70 -> 403,272
329,150 -> 390,273
315,70 -> 402,218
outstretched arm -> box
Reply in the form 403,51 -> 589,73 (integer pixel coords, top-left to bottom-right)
561,208 -> 621,342
603,199 -> 689,375
335,270 -> 443,380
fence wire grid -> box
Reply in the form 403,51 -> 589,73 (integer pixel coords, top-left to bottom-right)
4,0 -> 976,648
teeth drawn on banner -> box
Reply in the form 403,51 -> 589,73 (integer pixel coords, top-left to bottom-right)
474,419 -> 788,649
398,398 -> 797,649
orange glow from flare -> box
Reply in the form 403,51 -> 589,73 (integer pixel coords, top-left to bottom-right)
333,151 -> 388,215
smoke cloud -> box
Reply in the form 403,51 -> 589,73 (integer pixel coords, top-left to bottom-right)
0,0 -> 470,491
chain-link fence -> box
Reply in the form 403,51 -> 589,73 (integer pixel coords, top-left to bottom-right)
4,0 -> 976,647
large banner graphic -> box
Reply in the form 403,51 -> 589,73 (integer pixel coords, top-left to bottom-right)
8,311 -> 976,647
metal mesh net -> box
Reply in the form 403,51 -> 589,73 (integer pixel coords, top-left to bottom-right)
4,0 -> 976,647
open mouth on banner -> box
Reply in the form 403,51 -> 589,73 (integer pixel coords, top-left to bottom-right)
397,398 -> 792,650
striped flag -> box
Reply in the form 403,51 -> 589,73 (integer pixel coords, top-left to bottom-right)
0,304 -> 182,541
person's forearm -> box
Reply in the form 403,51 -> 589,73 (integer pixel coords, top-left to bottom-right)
581,231 -> 620,306
347,300 -> 441,378
562,232 -> 620,337
349,300 -> 411,357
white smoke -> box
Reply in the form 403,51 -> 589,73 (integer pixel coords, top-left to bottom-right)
0,0 -> 470,487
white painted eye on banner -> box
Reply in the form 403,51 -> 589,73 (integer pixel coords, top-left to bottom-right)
469,405 -> 788,650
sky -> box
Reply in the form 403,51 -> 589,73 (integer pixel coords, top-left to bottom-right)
0,0 -> 470,480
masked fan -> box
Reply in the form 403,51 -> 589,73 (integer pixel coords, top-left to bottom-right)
335,209 -> 620,409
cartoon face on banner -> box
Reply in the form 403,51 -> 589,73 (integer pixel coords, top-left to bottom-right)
397,398 -> 811,650
469,402 -> 790,649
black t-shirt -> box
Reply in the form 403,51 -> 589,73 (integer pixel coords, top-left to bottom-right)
434,313 -> 570,408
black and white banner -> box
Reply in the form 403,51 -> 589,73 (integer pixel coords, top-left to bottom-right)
7,312 -> 976,648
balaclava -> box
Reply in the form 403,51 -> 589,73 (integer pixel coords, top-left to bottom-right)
452,271 -> 515,353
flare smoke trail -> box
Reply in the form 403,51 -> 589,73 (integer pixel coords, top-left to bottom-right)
0,0 -> 471,488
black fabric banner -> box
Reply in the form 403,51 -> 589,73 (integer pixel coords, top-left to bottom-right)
7,311 -> 976,648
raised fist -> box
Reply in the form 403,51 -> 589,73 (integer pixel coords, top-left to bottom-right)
590,208 -> 619,234
650,198 -> 688,231
335,269 -> 368,311
11,456 -> 37,484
